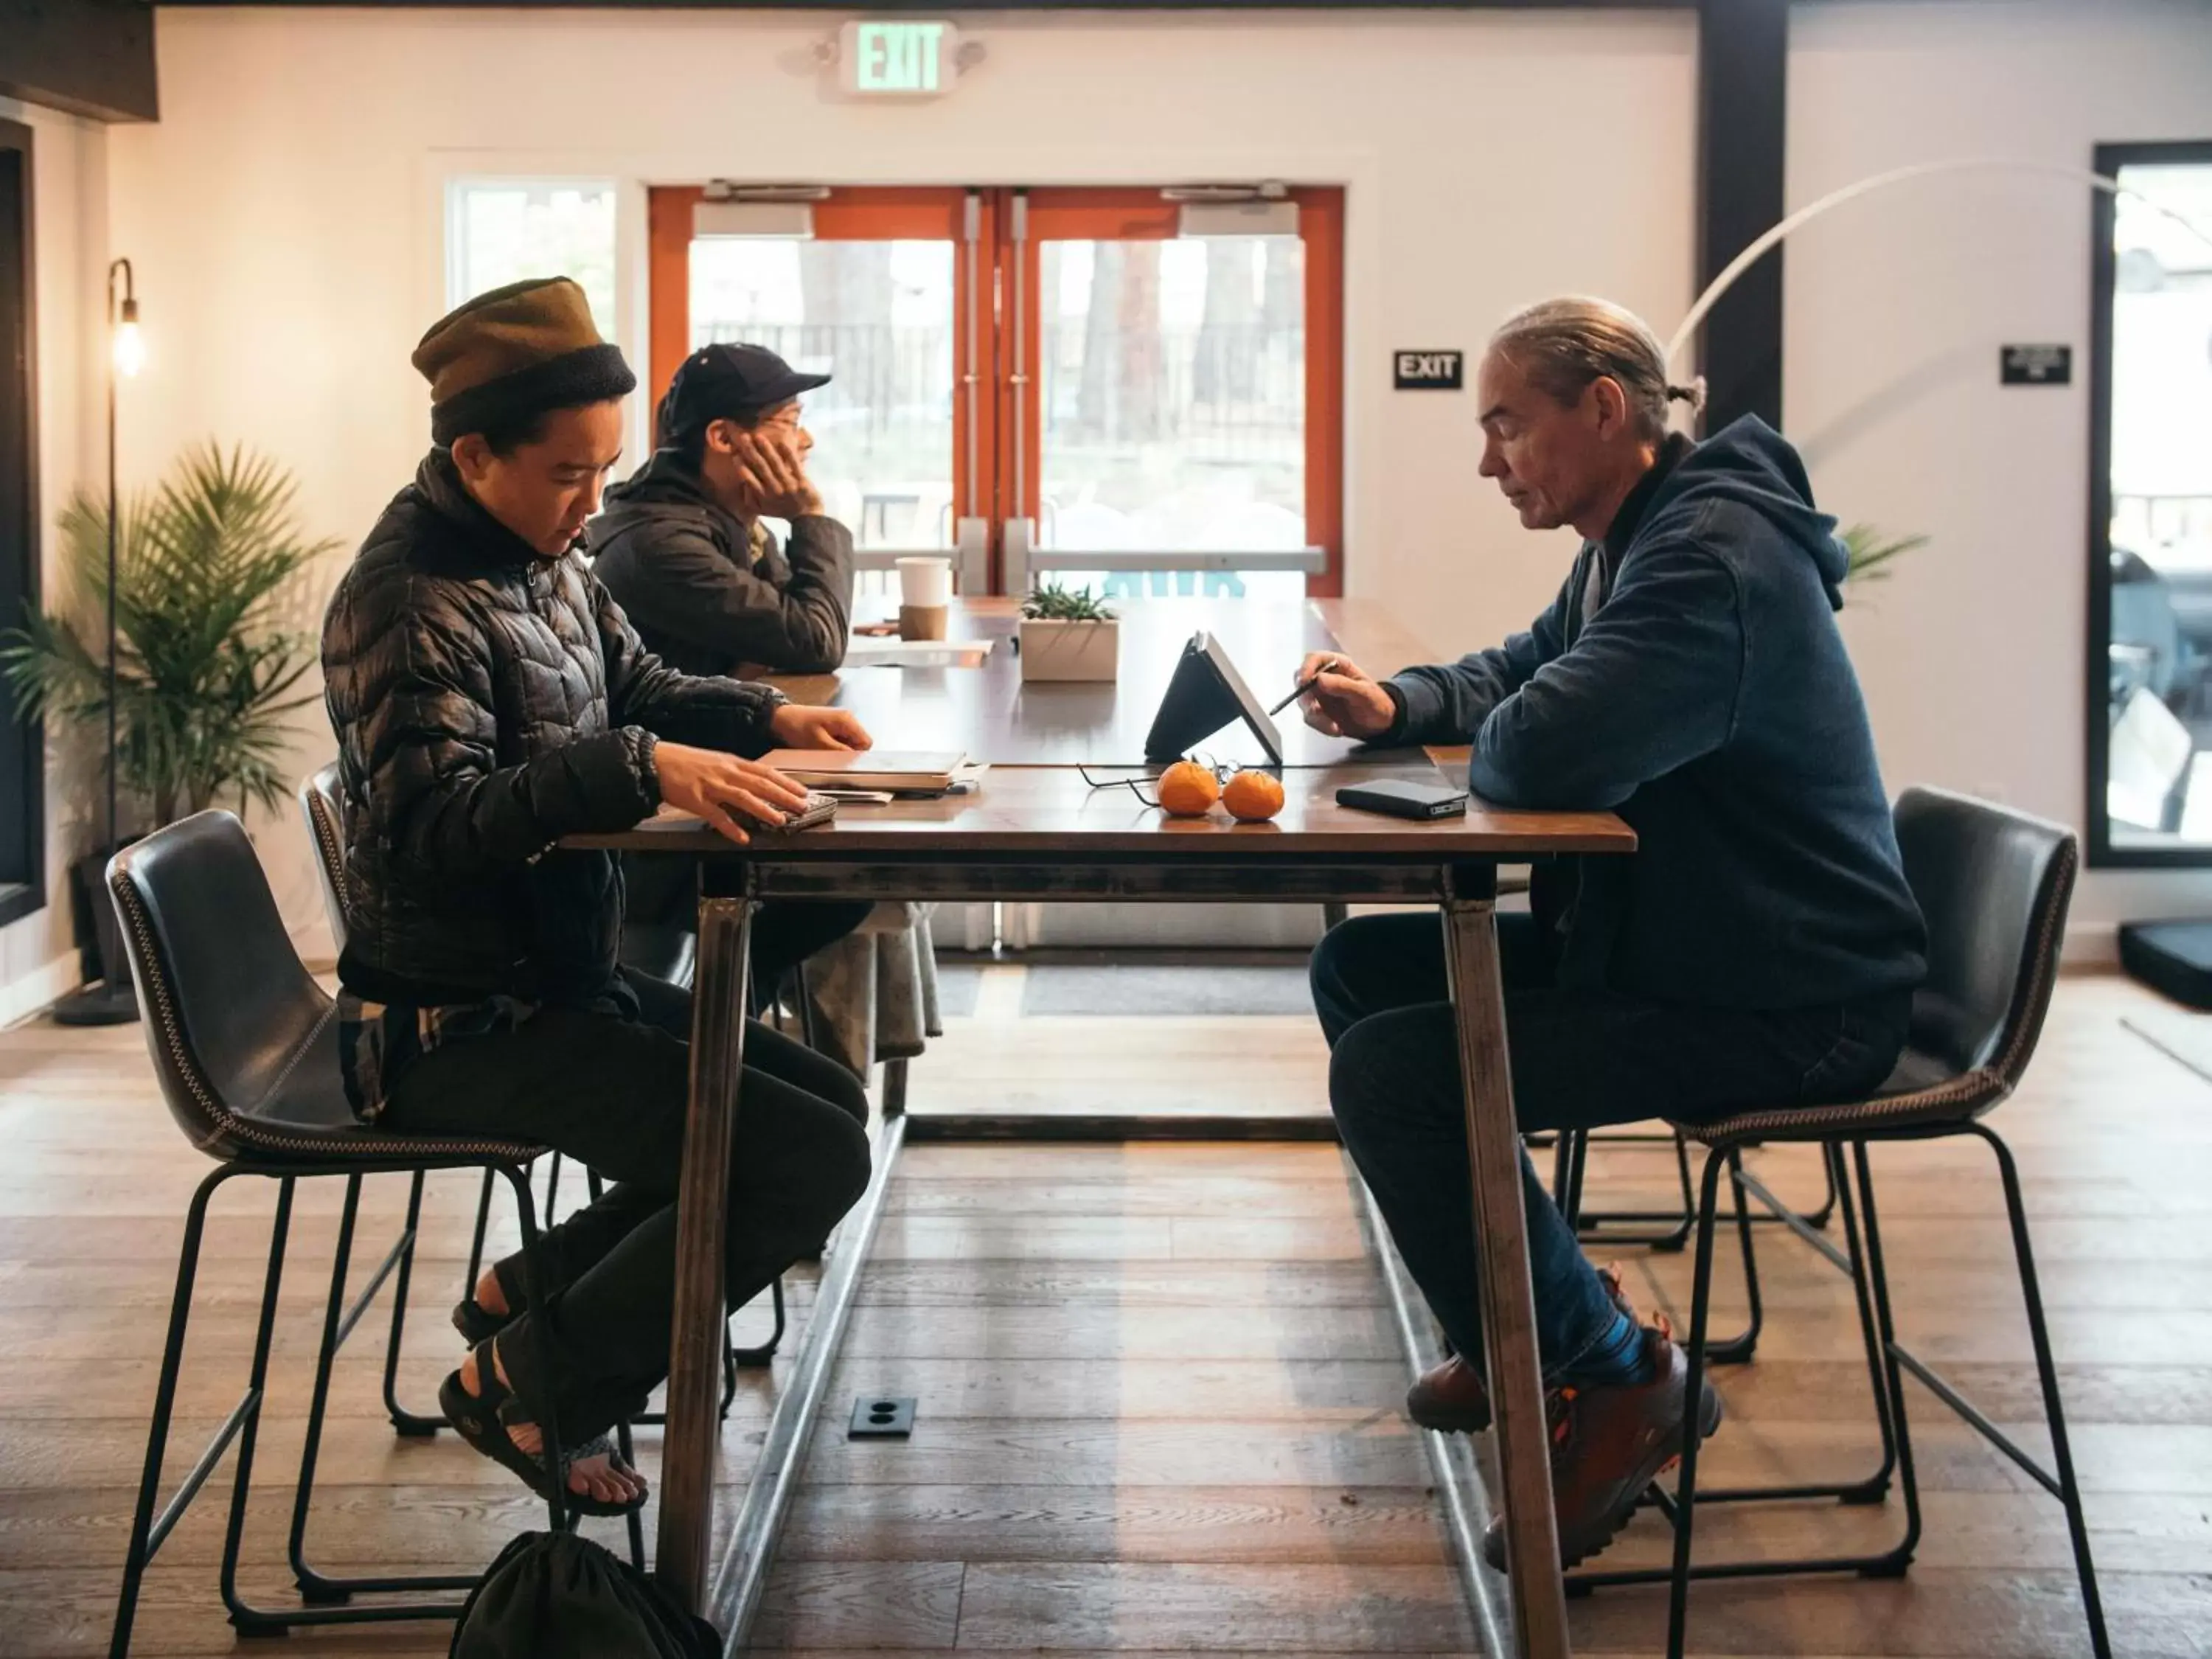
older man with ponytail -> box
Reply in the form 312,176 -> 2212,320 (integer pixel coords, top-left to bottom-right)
1300,297 -> 1927,1571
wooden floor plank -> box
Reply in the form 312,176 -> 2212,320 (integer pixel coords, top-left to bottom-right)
950,1560 -> 1478,1652
6,969 -> 2211,1659
774,1484 -> 1453,1568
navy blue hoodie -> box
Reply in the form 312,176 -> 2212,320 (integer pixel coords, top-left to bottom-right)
1387,417 -> 1926,1011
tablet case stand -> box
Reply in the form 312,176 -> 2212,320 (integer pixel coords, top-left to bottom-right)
1143,632 -> 1285,766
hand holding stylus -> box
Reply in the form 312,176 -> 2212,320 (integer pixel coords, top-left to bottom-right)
1293,652 -> 1397,740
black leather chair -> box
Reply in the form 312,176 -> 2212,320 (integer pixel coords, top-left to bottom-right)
102,812 -> 581,1656
299,768 -> 778,1432
1568,788 -> 2108,1659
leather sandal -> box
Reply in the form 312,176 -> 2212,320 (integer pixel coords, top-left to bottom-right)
451,1293 -> 514,1346
437,1340 -> 645,1519
451,1261 -> 524,1344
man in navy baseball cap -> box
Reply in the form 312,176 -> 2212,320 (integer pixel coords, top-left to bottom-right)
591,343 -> 849,675
588,342 -> 868,992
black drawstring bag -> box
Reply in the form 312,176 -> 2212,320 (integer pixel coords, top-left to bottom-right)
449,1531 -> 719,1658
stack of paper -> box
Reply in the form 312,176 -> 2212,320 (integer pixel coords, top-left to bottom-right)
842,636 -> 995,669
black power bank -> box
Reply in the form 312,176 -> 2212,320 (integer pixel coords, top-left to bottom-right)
1335,778 -> 1469,820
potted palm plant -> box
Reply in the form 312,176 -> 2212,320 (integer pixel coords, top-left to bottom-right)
1840,523 -> 1929,586
1018,581 -> 1120,682
2,442 -> 335,990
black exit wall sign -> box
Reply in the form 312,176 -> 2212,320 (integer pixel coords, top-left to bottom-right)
2001,344 -> 2073,386
1394,349 -> 1464,391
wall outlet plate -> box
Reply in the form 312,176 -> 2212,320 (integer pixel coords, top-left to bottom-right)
849,1394 -> 917,1439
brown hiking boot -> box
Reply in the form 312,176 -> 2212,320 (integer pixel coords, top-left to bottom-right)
1406,1263 -> 1644,1436
1479,1329 -> 1724,1571
1408,1354 -> 1494,1433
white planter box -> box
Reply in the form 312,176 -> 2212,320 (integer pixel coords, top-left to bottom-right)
1018,617 -> 1120,682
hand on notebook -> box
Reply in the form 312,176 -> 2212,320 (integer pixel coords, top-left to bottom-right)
654,742 -> 813,844
769,704 -> 874,751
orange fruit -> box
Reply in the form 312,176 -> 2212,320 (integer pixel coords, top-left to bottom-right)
1156,760 -> 1222,817
1222,769 -> 1287,822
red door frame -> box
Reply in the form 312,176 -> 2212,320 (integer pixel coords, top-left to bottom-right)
647,184 -> 1343,594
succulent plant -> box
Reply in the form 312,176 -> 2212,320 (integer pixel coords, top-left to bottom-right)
1020,582 -> 1118,622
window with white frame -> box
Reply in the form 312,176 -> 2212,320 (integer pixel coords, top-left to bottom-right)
445,179 -> 618,330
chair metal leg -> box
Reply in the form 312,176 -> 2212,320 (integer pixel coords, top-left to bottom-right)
289,1178 -> 480,1604
291,1176 -> 361,1604
1567,1128 -> 1697,1251
1567,1136 -> 1924,1602
1827,1142 -> 1899,1506
1978,1124 -> 2110,1658
546,1150 -> 565,1220
1662,1146 -> 1731,1659
1564,1129 -> 1590,1228
1680,1141 -> 1905,1510
1850,1141 -> 1922,1573
110,1167 -> 237,1658
380,1171 -> 444,1437
1800,1144 -> 1840,1231
463,1166 -> 496,1298
1576,1132 -> 1836,1255
218,1178 -> 301,1635
729,1275 -> 787,1370
614,1415 -> 648,1571
1703,1147 -> 1765,1364
1668,1130 -> 1695,1245
111,1158 -> 569,1656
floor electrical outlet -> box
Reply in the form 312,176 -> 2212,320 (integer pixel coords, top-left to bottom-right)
848,1394 -> 917,1438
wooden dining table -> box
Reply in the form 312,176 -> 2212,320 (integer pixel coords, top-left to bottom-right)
568,596 -> 1634,1659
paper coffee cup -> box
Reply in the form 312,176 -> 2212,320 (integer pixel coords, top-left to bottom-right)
897,556 -> 953,609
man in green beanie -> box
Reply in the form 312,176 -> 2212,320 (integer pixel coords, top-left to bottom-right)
322,277 -> 873,1517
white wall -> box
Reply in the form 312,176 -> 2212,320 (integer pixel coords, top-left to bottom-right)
100,4 -> 1697,961
0,97 -> 104,1025
1787,0 -> 2212,952
48,0 -> 2204,996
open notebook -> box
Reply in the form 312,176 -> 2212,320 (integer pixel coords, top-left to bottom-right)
760,750 -> 969,793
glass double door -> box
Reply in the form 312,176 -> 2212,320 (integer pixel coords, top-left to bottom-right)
647,184 -> 1343,601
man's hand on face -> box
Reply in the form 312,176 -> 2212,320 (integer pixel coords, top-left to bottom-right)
653,742 -> 813,845
1295,653 -> 1399,740
732,428 -> 824,520
769,704 -> 873,751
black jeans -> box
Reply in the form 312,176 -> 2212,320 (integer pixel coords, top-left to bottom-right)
1312,911 -> 1909,1382
382,970 -> 872,1442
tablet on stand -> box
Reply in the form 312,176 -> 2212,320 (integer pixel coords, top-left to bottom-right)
1143,631 -> 1286,766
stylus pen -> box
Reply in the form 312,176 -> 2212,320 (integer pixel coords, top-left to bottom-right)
1267,656 -> 1340,717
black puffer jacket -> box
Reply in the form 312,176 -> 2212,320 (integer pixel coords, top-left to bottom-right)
323,451 -> 786,1007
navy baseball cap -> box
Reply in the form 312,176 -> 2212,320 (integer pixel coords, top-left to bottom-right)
658,343 -> 831,444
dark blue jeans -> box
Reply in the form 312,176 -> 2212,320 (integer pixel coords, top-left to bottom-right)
1313,911 -> 1910,1382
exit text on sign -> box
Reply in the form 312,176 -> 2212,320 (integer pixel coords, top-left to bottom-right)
839,20 -> 959,96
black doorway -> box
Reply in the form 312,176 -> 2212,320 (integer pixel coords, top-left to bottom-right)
0,117 -> 42,930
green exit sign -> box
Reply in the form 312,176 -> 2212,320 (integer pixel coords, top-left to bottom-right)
838,19 -> 958,97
